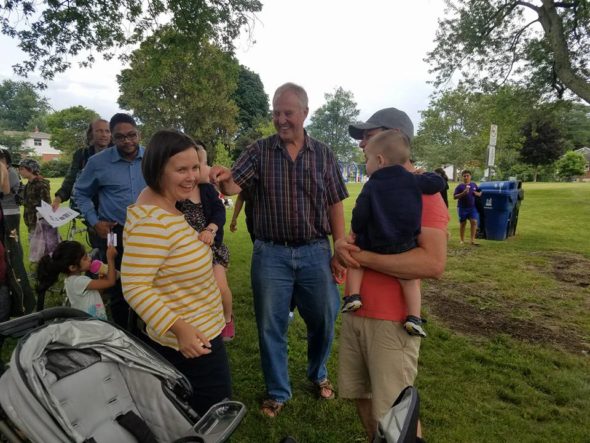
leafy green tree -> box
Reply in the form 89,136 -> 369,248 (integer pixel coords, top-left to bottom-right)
45,106 -> 100,157
118,29 -> 239,152
552,102 -> 590,149
0,80 -> 50,131
233,66 -> 269,134
213,142 -> 234,168
520,115 -> 564,181
555,150 -> 588,181
427,0 -> 590,103
306,87 -> 360,162
1,0 -> 262,81
233,117 -> 274,160
0,132 -> 31,162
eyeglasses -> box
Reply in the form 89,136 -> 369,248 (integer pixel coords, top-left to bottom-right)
113,131 -> 138,142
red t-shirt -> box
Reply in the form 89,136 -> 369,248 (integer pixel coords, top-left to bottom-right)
354,194 -> 449,321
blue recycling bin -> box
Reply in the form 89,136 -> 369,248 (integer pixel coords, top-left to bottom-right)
478,180 -> 524,240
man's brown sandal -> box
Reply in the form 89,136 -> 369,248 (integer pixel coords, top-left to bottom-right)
315,379 -> 335,400
260,398 -> 285,418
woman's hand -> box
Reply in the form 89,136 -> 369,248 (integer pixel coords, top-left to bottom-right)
170,319 -> 212,358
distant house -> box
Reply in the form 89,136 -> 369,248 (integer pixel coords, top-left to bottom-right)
574,147 -> 590,181
3,129 -> 61,162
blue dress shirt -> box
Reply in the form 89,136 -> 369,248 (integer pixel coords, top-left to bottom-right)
73,146 -> 146,227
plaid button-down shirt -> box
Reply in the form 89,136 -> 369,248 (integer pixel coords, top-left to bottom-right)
232,133 -> 348,243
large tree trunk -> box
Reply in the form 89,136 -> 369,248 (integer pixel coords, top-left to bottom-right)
535,0 -> 590,104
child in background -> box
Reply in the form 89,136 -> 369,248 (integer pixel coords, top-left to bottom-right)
18,159 -> 51,238
342,130 -> 444,338
176,144 -> 235,341
37,240 -> 117,319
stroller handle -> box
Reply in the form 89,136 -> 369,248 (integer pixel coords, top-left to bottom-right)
0,307 -> 90,339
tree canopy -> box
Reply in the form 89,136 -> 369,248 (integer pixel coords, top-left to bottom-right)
306,87 -> 360,163
117,28 -> 239,158
414,85 -> 537,177
427,0 -> 590,103
233,65 -> 269,134
1,0 -> 262,81
0,80 -> 50,131
414,85 -> 590,180
45,106 -> 100,157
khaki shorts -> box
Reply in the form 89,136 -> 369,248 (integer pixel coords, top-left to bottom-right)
338,314 -> 420,421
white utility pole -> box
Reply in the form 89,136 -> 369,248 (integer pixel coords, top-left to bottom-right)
485,124 -> 497,180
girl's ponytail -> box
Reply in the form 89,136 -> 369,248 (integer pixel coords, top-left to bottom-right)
35,241 -> 86,296
36,254 -> 60,295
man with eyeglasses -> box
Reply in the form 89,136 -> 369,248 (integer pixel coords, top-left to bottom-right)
335,108 -> 449,442
74,113 -> 146,329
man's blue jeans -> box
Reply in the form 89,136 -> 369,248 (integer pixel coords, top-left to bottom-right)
251,239 -> 340,403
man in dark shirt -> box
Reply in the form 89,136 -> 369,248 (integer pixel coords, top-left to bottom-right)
52,119 -> 111,211
211,82 -> 348,417
52,119 -> 111,249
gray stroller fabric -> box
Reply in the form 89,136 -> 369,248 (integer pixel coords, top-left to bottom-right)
0,319 -> 197,443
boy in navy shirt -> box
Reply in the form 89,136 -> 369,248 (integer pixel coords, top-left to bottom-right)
453,170 -> 482,245
342,130 -> 444,337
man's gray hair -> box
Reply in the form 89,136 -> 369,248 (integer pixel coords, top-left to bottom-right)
273,82 -> 309,109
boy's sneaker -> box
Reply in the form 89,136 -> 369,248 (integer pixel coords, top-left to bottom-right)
404,315 -> 427,338
221,316 -> 235,342
341,294 -> 362,313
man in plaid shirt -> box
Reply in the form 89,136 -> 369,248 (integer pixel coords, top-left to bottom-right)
211,82 -> 348,417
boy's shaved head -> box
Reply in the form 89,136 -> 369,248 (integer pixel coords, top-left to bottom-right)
365,129 -> 410,166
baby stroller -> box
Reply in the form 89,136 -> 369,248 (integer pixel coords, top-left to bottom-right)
0,307 -> 245,443
374,386 -> 420,443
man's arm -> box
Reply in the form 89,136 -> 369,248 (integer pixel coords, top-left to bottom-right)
473,183 -> 482,197
54,148 -> 84,206
230,192 -> 245,232
453,184 -> 467,200
353,226 -> 447,280
328,201 -> 346,277
209,166 -> 242,196
73,159 -> 100,227
328,201 -> 345,242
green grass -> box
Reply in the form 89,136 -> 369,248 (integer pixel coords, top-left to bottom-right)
7,179 -> 590,442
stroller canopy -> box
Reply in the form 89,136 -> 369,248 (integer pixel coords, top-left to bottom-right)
0,318 -> 195,442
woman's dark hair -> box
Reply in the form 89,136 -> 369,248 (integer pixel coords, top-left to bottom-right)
0,149 -> 13,166
434,168 -> 448,180
36,241 -> 86,295
143,129 -> 198,193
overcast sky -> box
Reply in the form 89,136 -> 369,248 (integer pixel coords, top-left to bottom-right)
0,0 -> 446,128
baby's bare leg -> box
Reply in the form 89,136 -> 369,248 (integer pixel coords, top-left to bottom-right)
398,278 -> 421,318
346,266 -> 364,296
